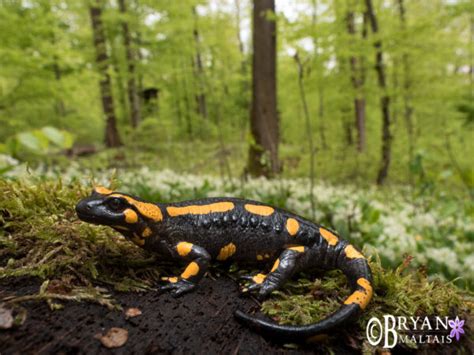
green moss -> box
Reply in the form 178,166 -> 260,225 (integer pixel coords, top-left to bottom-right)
261,255 -> 473,351
0,179 -> 162,296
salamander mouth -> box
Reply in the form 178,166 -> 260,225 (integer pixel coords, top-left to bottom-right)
76,211 -> 103,225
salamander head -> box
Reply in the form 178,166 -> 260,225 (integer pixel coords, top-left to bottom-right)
75,186 -> 163,232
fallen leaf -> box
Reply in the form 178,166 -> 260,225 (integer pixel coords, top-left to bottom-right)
125,307 -> 142,319
0,306 -> 14,329
96,327 -> 128,348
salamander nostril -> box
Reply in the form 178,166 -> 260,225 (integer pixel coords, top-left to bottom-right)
75,200 -> 92,215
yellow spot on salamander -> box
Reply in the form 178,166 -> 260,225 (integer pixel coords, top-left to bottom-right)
286,218 -> 299,236
216,243 -> 236,261
95,186 -> 113,195
252,273 -> 266,284
244,204 -> 275,216
288,246 -> 306,253
344,278 -> 373,310
345,245 -> 365,259
111,194 -> 163,221
270,258 -> 280,273
161,277 -> 178,283
167,202 -> 235,217
177,242 -> 193,257
142,227 -> 152,238
181,262 -> 200,279
124,209 -> 138,223
256,254 -> 264,261
320,227 -> 339,246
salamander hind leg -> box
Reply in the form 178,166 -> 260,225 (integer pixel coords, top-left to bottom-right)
159,242 -> 210,297
241,246 -> 308,300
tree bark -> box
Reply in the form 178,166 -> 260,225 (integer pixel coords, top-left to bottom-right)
247,0 -> 279,177
89,0 -> 122,147
119,0 -> 141,128
365,0 -> 391,185
346,7 -> 366,152
192,7 -> 208,120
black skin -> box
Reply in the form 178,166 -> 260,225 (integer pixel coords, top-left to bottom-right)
76,188 -> 373,343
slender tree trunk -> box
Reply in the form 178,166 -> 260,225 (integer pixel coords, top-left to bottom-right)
52,59 -> 66,119
397,0 -> 415,170
311,0 -> 327,149
181,59 -> 193,138
89,0 -> 122,147
111,43 -> 128,124
294,52 -> 316,220
235,0 -> 246,71
346,7 -> 366,152
192,7 -> 208,120
365,0 -> 391,184
247,0 -> 279,177
235,0 -> 250,140
119,0 -> 141,128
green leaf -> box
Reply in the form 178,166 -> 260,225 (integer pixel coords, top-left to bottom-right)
41,127 -> 74,149
16,131 -> 49,154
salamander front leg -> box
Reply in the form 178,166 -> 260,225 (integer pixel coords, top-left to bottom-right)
159,242 -> 210,297
241,246 -> 307,300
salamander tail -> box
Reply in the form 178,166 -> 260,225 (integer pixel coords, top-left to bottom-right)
234,245 -> 373,343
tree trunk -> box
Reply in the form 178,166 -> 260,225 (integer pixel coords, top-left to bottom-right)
192,7 -> 208,120
119,0 -> 141,128
311,0 -> 327,150
111,44 -> 128,124
181,59 -> 193,138
89,0 -> 122,147
52,58 -> 66,119
365,0 -> 391,185
294,52 -> 316,220
235,0 -> 246,71
397,0 -> 415,168
346,8 -> 366,152
247,0 -> 279,177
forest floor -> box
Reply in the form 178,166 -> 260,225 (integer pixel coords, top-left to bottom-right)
2,273 -> 472,355
1,274 -> 357,354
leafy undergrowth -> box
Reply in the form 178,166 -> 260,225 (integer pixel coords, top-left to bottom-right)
0,179 -> 472,352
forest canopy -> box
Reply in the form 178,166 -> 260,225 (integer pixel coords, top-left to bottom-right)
0,0 -> 472,190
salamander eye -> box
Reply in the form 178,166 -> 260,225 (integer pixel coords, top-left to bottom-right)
106,197 -> 127,212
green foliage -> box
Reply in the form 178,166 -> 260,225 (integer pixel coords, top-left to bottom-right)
5,126 -> 74,159
0,0 -> 471,189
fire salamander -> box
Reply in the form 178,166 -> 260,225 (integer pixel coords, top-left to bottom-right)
76,186 -> 373,343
